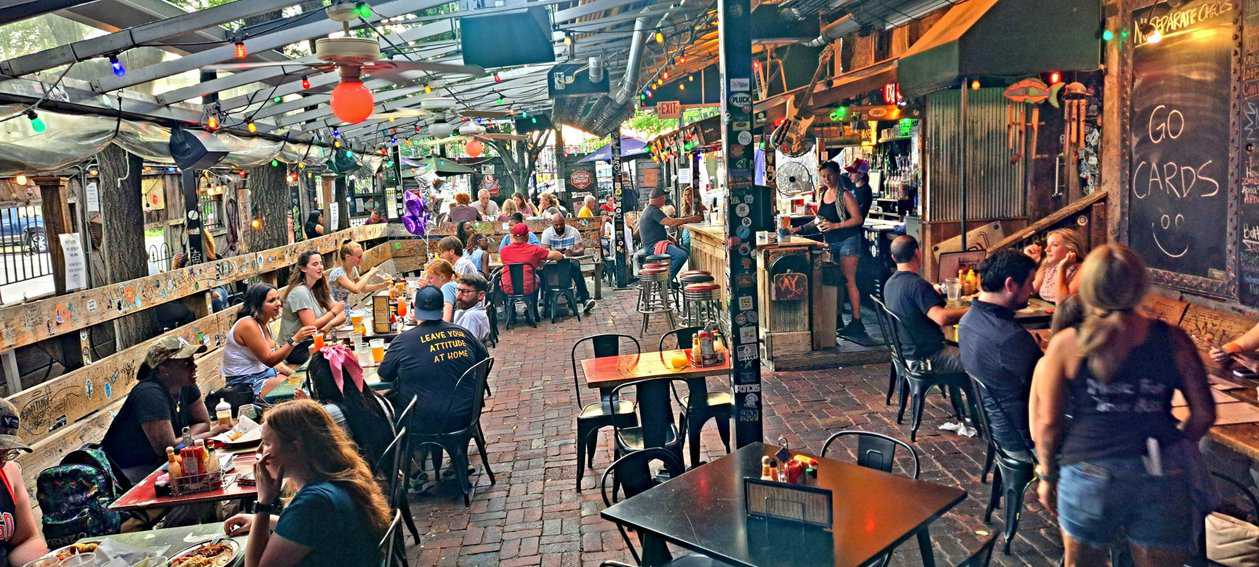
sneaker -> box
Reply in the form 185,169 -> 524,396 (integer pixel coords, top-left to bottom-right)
583,299 -> 596,314
957,424 -> 978,438
938,421 -> 961,432
838,320 -> 871,340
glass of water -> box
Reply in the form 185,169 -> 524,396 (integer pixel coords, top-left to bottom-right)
944,278 -> 961,304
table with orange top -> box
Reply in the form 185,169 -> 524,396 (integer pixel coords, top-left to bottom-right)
111,452 -> 259,512
582,348 -> 731,449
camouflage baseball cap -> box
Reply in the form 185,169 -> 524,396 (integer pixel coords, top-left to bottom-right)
0,399 -> 30,453
145,336 -> 207,369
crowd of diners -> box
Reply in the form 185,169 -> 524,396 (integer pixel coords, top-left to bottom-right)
880,232 -> 1223,566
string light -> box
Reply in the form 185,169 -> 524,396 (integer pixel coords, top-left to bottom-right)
353,2 -> 372,18
26,110 -> 45,133
297,162 -> 306,169
206,114 -> 219,131
246,121 -> 257,133
1101,29 -> 1115,42
15,175 -> 27,186
679,83 -> 685,91
270,159 -> 280,167
1147,28 -> 1163,44
301,77 -> 311,89
424,83 -> 433,94
563,35 -> 572,46
234,40 -> 247,59
1048,71 -> 1061,84
273,95 -> 283,104
655,31 -> 665,44
108,55 -> 125,77
334,140 -> 342,148
344,149 -> 353,158
970,79 -> 981,90
493,73 -> 503,83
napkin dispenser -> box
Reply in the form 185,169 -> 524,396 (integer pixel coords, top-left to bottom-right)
372,294 -> 392,335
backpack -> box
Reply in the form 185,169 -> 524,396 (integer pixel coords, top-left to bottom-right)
36,446 -> 124,547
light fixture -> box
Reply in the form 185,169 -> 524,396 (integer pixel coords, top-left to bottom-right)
1049,71 -> 1061,84
334,140 -> 342,148
297,162 -> 306,169
234,40 -> 247,60
344,149 -> 354,158
301,77 -> 311,90
655,31 -> 665,44
246,121 -> 257,133
273,95 -> 283,104
330,79 -> 374,124
353,2 -> 372,18
15,175 -> 27,186
1101,29 -> 1115,42
688,74 -> 694,82
26,110 -> 45,133
563,34 -> 572,46
424,83 -> 433,94
970,79 -> 981,90
1147,27 -> 1163,44
207,114 -> 220,131
108,55 -> 125,77
271,159 -> 280,167
679,83 -> 685,91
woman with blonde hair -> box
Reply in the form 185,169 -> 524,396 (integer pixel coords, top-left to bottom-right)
498,198 -> 519,222
1030,244 -> 1215,567
425,258 -> 458,322
448,192 -> 481,223
328,240 -> 392,305
223,400 -> 390,567
1025,228 -> 1085,303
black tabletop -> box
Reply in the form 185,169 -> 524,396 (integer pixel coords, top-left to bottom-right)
600,442 -> 967,567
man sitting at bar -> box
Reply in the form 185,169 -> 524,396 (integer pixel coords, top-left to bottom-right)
541,213 -> 595,313
498,212 -> 540,251
958,249 -> 1040,462
639,187 -> 702,279
883,235 -> 969,377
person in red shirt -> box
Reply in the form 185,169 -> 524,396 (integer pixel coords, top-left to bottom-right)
498,222 -> 562,296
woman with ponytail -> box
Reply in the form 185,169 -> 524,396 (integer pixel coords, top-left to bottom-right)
223,400 -> 389,567
327,240 -> 392,305
1030,244 -> 1215,566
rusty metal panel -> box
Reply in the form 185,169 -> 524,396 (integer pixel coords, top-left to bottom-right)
923,87 -> 1026,222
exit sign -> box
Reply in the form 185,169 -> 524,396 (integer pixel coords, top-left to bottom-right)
656,100 -> 681,119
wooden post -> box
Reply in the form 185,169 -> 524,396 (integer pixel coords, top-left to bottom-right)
33,176 -> 84,371
720,0 -> 763,446
97,145 -> 156,350
554,125 -> 566,206
248,163 -> 289,252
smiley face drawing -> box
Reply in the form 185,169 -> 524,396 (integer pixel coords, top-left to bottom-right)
1151,212 -> 1189,258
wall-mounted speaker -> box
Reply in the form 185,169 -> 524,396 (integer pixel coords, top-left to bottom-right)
169,127 -> 228,170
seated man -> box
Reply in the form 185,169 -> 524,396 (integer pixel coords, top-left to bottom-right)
102,337 -> 230,483
498,222 -> 563,299
958,249 -> 1041,462
453,273 -> 492,344
638,187 -> 702,279
540,213 -> 595,313
438,236 -> 479,278
379,286 -> 489,434
498,212 -> 540,250
883,235 -> 969,376
0,399 -> 49,564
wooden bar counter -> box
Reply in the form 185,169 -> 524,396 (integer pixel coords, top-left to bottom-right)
686,223 -> 826,368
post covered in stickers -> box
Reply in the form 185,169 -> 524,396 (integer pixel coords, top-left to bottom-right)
719,0 -> 768,446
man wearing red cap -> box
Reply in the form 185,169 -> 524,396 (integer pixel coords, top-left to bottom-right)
499,222 -> 563,299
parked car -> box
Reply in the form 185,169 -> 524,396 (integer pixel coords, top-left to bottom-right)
0,209 -> 46,253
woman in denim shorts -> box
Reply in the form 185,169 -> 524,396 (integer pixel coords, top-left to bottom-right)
790,161 -> 867,340
1031,244 -> 1216,566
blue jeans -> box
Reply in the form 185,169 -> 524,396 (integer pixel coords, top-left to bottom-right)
227,367 -> 278,398
1057,455 -> 1194,552
653,243 -> 688,280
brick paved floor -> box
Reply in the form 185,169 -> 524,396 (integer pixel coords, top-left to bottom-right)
404,289 -> 1063,566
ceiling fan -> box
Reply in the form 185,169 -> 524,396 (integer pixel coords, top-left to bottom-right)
203,2 -> 485,124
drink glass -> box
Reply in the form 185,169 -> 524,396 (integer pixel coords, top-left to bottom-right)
397,298 -> 408,318
944,278 -> 961,304
370,339 -> 385,364
350,311 -> 365,335
312,332 -> 324,351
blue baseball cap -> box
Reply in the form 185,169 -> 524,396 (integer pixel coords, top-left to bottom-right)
413,285 -> 445,321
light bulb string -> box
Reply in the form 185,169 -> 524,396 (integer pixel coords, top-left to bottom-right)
0,61 -> 75,127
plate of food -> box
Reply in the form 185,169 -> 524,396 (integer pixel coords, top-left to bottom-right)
169,540 -> 239,567
22,541 -> 99,567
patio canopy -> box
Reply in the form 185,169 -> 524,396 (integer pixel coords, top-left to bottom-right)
579,137 -> 648,163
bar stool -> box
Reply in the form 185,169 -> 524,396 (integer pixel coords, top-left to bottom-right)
683,282 -> 721,328
677,270 -> 714,325
636,264 -> 676,336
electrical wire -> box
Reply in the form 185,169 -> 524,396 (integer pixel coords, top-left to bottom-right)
0,61 -> 76,126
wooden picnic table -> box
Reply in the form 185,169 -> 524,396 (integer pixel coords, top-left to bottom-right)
111,452 -> 259,512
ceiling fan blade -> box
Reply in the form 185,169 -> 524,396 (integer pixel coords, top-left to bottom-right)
459,109 -> 513,119
203,59 -> 326,72
363,60 -> 487,76
479,133 -> 528,141
373,108 -> 433,119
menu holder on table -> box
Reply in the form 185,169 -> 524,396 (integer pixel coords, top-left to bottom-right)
372,295 -> 392,335
744,478 -> 832,529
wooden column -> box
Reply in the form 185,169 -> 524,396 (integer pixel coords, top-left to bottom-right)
32,176 -> 83,371
333,175 -> 350,231
248,163 -> 289,252
97,144 -> 155,350
554,125 -> 566,205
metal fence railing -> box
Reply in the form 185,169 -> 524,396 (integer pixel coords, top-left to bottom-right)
148,241 -> 174,273
0,205 -> 51,287
199,195 -> 223,231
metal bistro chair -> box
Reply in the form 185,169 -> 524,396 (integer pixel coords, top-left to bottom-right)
406,357 -> 496,506
542,258 -> 582,324
636,255 -> 676,336
374,428 -> 413,567
660,327 -> 732,468
599,448 -> 725,567
610,378 -> 688,465
870,296 -> 969,442
378,510 -> 404,567
484,271 -> 501,347
968,377 -> 1036,555
821,430 -> 920,567
955,535 -> 998,567
500,263 -> 539,328
572,334 -> 641,490
868,293 -> 902,406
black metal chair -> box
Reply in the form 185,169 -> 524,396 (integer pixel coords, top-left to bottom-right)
542,259 -> 582,324
378,510 -> 404,567
610,378 -> 688,465
599,448 -> 726,567
968,377 -> 1036,555
204,382 -> 254,418
484,273 -> 501,347
821,430 -> 920,479
660,327 -> 732,468
867,293 -> 902,406
870,296 -> 969,442
406,357 -> 496,506
572,334 -> 641,490
500,263 -> 539,328
955,535 -> 997,567
373,427 -> 414,567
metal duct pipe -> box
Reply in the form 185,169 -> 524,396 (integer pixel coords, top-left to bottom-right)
612,15 -> 649,105
805,0 -> 955,46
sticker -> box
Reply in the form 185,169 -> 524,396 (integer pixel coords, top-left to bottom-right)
84,378 -> 94,399
739,296 -> 754,310
738,131 -> 753,145
739,325 -> 757,343
741,216 -> 752,227
744,392 -> 759,408
744,194 -> 754,204
737,344 -> 758,362
734,313 -> 746,325
731,78 -> 751,92
733,383 -> 761,394
735,203 -> 750,217
730,92 -> 752,108
738,242 -> 751,255
104,383 -> 112,399
736,274 -> 755,289
739,408 -> 759,422
733,121 -> 751,130
736,226 -> 752,241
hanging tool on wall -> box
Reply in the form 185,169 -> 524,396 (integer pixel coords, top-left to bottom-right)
1003,78 -> 1050,164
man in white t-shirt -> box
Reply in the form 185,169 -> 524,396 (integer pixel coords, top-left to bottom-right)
475,191 -> 499,219
539,213 -> 594,313
438,236 -> 479,277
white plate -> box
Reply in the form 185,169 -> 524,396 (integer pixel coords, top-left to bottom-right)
168,539 -> 240,567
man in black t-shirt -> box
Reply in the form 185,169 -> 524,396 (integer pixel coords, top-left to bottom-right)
379,286 -> 489,435
882,235 -> 968,376
638,188 -> 702,279
101,336 -> 227,483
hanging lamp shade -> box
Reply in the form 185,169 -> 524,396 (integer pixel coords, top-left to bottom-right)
428,122 -> 458,137
465,139 -> 484,157
330,80 -> 374,124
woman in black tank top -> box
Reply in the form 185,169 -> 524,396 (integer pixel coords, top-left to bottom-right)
789,161 -> 867,338
0,398 -> 49,565
1030,245 -> 1215,566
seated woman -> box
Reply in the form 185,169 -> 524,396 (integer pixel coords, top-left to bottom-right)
303,345 -> 394,467
1024,228 -> 1085,304
511,192 -> 537,217
424,259 -> 458,322
225,284 -> 316,400
465,233 -> 489,275
279,251 -> 346,365
328,240 -> 392,306
497,199 -> 519,223
223,400 -> 389,567
447,192 -> 481,223
0,400 -> 48,565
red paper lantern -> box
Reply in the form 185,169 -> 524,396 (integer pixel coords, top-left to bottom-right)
465,139 -> 484,157
330,80 -> 374,124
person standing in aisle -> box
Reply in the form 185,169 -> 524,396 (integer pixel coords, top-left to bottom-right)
791,161 -> 868,340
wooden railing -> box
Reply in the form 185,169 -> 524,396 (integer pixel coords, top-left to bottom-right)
989,191 -> 1109,253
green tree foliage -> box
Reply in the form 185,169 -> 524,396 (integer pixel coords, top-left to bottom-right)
622,107 -> 720,139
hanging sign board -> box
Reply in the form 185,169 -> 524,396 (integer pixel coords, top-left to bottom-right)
329,202 -> 340,231
58,233 -> 86,291
84,181 -> 100,214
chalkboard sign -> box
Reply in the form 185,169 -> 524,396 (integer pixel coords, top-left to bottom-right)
1128,0 -> 1234,285
1239,0 -> 1259,305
